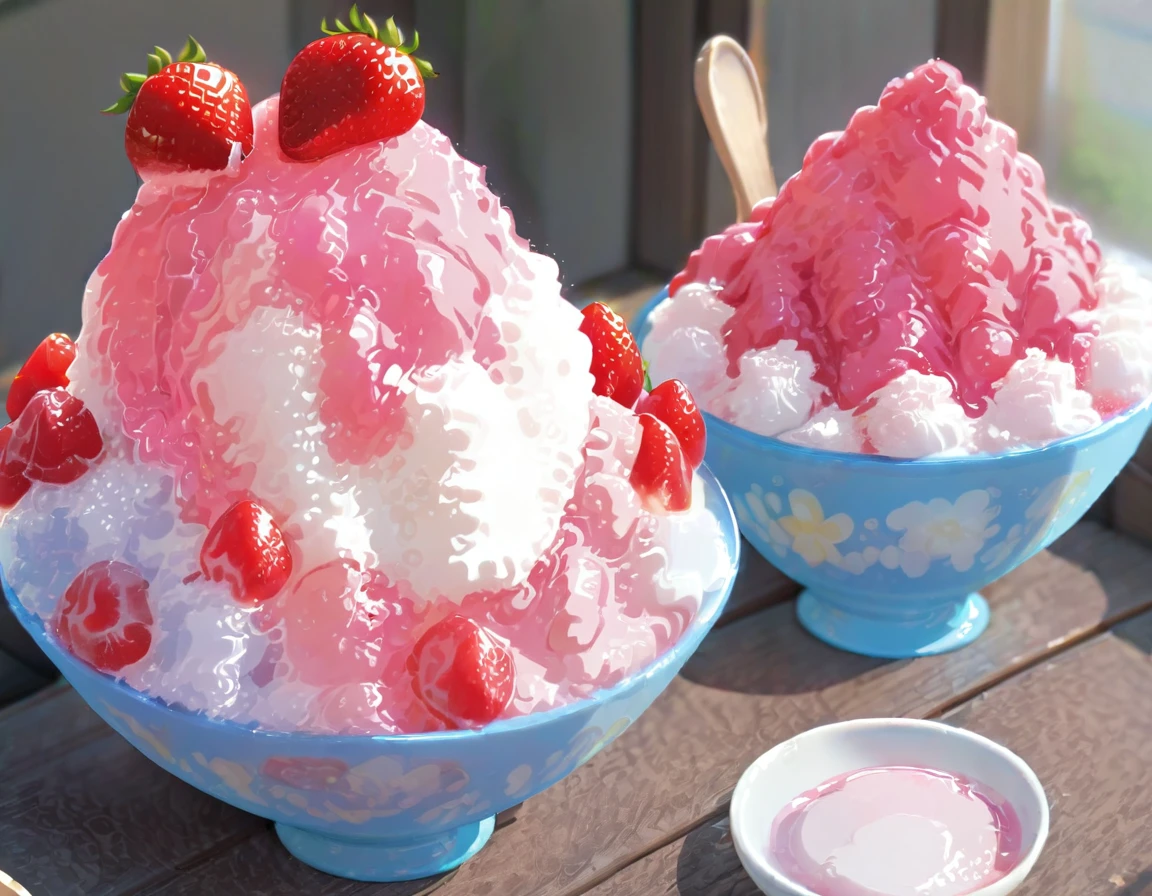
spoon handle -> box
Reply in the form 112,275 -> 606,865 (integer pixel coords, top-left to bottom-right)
694,35 -> 777,222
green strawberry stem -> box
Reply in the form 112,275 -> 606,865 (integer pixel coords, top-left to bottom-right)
102,37 -> 207,114
320,4 -> 437,80
643,360 -> 653,393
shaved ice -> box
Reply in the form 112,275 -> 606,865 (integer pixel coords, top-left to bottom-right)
645,61 -> 1152,458
0,97 -> 732,733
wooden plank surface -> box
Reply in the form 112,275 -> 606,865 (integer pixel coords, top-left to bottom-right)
110,521 -> 1152,896
583,626 -> 1152,896
1113,460 -> 1152,547
0,650 -> 48,710
949,636 -> 1152,895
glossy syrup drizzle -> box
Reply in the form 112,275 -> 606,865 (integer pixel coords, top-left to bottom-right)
672,60 -> 1101,419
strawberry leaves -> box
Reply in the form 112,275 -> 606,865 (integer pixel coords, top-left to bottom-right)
102,36 -> 208,114
319,4 -> 437,80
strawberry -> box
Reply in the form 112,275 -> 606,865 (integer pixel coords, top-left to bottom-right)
2,389 -> 103,486
6,333 -> 77,421
630,413 -> 692,513
103,37 -> 254,177
279,6 -> 436,162
579,302 -> 645,409
0,426 -> 32,509
639,378 -> 707,468
54,561 -> 154,672
407,614 -> 514,729
200,499 -> 294,605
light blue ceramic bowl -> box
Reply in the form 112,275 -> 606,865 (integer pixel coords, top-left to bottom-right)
1,467 -> 738,883
634,289 -> 1152,659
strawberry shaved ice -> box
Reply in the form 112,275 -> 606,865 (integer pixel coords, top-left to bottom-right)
0,96 -> 732,733
644,61 -> 1152,457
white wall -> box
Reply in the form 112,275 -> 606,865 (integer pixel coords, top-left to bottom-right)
0,0 -> 292,366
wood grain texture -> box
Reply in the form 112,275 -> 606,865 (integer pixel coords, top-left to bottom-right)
0,648 -> 49,710
1135,431 -> 1152,471
0,726 -> 264,896
947,635 -> 1152,896
718,540 -> 798,626
1113,462 -> 1152,548
142,812 -> 520,896
1115,605 -> 1152,655
583,626 -> 1152,896
0,683 -> 106,775
684,521 -> 1152,720
147,522 -> 1152,896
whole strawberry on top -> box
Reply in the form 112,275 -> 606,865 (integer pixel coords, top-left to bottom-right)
279,5 -> 436,161
104,37 -> 254,177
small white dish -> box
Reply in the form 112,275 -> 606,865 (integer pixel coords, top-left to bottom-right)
730,718 -> 1049,896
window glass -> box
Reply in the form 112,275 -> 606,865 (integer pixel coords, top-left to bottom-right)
1039,0 -> 1152,265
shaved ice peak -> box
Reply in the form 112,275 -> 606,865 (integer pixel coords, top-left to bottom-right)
72,96 -> 554,527
672,60 -> 1102,417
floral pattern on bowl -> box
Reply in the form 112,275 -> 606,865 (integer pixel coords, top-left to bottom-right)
630,288 -> 1152,660
735,470 -> 1095,583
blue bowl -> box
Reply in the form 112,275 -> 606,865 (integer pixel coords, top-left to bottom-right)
1,467 -> 738,883
634,289 -> 1152,659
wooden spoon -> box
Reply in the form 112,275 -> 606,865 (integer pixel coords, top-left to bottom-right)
694,35 -> 777,223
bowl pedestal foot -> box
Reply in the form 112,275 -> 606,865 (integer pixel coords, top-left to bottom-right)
275,815 -> 495,882
796,589 -> 989,659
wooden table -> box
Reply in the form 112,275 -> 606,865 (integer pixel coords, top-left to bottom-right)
1,520 -> 1152,896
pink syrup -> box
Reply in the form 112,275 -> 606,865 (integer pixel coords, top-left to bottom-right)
769,765 -> 1023,896
670,60 -> 1102,419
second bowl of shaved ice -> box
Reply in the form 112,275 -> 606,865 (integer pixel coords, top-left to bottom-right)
635,60 -> 1152,659
0,20 -> 739,883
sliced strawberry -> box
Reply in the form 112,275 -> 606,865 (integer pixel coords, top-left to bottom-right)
630,413 -> 692,513
200,499 -> 294,605
104,38 -> 254,177
279,8 -> 436,162
639,378 -> 707,468
6,333 -> 77,421
54,561 -> 154,672
0,425 -> 32,509
407,614 -> 514,729
3,389 -> 102,485
579,302 -> 645,408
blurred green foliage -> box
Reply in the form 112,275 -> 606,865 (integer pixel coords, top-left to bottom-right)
1052,99 -> 1152,253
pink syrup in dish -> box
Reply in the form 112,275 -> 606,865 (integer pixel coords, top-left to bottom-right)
769,765 -> 1023,896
